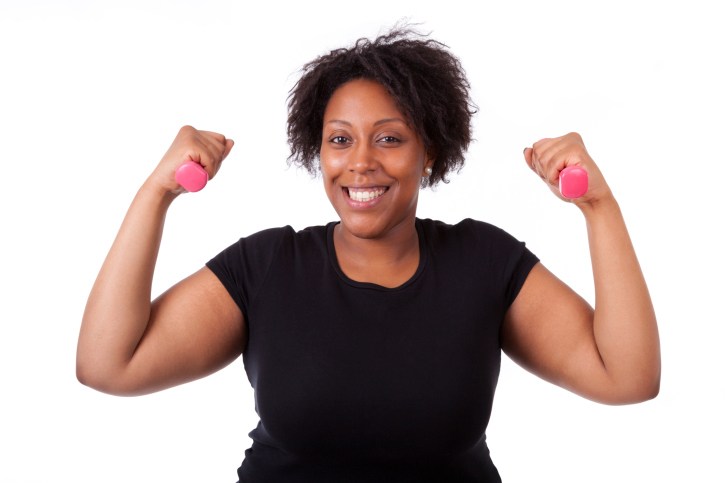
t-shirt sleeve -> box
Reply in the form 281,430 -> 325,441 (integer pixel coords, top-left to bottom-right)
205,226 -> 290,320
503,239 -> 539,308
461,218 -> 539,308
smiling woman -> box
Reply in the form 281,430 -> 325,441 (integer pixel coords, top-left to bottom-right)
321,80 -> 432,285
76,26 -> 660,483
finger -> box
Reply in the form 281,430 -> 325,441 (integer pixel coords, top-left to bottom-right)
200,139 -> 234,180
524,148 -> 544,179
222,138 -> 234,160
537,142 -> 571,185
196,135 -> 230,167
532,136 -> 563,165
523,147 -> 534,170
523,147 -> 543,179
206,140 -> 234,182
529,137 -> 557,173
198,130 -> 228,143
530,137 -> 554,156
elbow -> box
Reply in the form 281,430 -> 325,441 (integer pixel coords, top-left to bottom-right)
603,374 -> 661,405
75,350 -> 93,387
76,348 -> 102,390
77,370 -> 135,397
629,364 -> 662,403
638,376 -> 660,402
76,334 -> 136,396
600,353 -> 662,405
621,382 -> 659,405
76,358 -> 107,393
76,356 -> 135,397
76,360 -> 103,391
645,374 -> 661,400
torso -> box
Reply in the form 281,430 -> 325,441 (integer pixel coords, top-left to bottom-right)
206,218 -> 539,482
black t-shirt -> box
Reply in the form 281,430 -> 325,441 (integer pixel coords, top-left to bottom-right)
207,218 -> 539,482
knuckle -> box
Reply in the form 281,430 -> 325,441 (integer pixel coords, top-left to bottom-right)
567,131 -> 582,141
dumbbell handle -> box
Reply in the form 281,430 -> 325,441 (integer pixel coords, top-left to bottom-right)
559,166 -> 588,199
175,161 -> 208,192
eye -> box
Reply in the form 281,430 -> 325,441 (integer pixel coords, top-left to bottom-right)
329,135 -> 350,145
378,135 -> 401,144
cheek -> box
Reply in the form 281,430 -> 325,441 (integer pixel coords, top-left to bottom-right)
319,151 -> 346,180
394,152 -> 427,180
318,156 -> 339,198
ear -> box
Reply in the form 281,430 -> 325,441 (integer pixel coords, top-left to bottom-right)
425,146 -> 436,168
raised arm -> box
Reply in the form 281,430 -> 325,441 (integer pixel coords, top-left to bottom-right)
502,132 -> 660,405
76,126 -> 244,396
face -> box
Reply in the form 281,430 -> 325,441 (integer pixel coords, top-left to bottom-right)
320,78 -> 432,240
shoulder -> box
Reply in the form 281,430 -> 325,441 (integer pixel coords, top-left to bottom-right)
210,223 -> 333,270
419,217 -> 538,277
205,223 -> 333,312
228,223 -> 329,250
418,218 -> 539,307
418,217 -> 526,250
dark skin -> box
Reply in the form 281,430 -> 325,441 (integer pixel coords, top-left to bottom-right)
320,79 -> 433,288
77,79 -> 660,406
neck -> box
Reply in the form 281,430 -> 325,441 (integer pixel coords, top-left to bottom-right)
333,218 -> 420,287
336,217 -> 418,258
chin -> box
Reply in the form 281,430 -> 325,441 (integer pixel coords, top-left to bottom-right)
341,221 -> 385,240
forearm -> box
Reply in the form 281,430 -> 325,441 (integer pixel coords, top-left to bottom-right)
77,181 -> 177,386
581,196 -> 660,400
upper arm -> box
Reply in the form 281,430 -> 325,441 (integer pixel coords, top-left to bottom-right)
119,266 -> 245,396
501,263 -> 615,403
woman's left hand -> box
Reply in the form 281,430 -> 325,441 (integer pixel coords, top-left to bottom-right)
523,132 -> 612,206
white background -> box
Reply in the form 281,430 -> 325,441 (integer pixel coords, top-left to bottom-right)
1,1 -> 723,481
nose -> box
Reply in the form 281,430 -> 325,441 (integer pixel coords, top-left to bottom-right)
347,142 -> 378,174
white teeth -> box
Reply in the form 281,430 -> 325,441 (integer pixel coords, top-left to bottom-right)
348,188 -> 386,202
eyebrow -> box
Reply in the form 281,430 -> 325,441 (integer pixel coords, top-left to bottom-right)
325,117 -> 407,127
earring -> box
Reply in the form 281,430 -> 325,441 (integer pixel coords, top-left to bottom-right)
425,166 -> 433,176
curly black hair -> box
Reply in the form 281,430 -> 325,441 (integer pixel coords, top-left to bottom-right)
286,26 -> 477,187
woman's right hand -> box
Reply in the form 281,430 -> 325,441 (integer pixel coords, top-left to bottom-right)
147,125 -> 235,195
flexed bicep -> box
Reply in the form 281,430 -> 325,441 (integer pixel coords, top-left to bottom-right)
123,267 -> 246,396
501,263 -> 613,403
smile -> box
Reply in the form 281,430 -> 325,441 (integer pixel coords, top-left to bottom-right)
345,187 -> 389,202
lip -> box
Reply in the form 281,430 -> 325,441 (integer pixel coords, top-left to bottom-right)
343,185 -> 389,208
344,183 -> 389,189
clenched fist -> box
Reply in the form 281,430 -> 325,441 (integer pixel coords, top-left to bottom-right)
147,126 -> 234,195
523,132 -> 611,205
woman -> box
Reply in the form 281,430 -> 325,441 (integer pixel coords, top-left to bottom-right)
77,28 -> 660,482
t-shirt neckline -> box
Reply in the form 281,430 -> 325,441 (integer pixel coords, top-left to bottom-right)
325,218 -> 428,292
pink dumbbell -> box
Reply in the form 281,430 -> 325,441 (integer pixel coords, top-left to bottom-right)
175,161 -> 208,192
559,166 -> 588,199
176,160 -> 587,197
